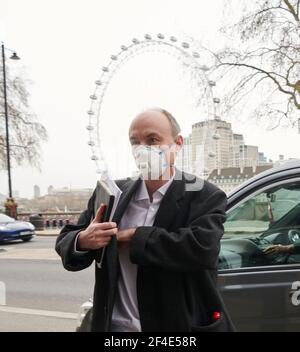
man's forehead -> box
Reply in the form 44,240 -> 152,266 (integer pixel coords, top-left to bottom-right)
129,111 -> 171,133
129,128 -> 162,138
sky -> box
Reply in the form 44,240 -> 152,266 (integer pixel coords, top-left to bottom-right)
0,0 -> 299,199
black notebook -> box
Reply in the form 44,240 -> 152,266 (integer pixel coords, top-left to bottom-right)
93,178 -> 122,268
94,180 -> 115,222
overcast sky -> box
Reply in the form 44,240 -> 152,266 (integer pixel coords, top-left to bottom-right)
1,0 -> 299,199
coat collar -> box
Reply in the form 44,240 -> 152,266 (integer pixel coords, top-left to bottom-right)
112,177 -> 142,224
112,168 -> 188,228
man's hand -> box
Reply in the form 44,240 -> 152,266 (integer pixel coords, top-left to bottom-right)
77,204 -> 118,251
117,228 -> 136,249
264,244 -> 294,255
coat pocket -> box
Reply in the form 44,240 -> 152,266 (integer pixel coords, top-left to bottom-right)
190,314 -> 226,332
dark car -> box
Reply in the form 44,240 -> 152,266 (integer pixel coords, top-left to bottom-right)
219,159 -> 300,331
76,160 -> 300,331
0,214 -> 35,243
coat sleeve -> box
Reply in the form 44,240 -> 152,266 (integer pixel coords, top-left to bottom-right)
55,189 -> 98,271
129,189 -> 227,272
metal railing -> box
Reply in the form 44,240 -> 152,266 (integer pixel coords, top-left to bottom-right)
17,211 -> 82,230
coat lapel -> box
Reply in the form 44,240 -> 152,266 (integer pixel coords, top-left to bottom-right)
112,177 -> 142,224
106,177 -> 142,267
153,169 -> 186,229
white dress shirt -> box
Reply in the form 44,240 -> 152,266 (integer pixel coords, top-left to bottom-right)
111,176 -> 174,332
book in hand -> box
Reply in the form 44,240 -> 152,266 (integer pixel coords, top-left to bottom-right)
94,180 -> 115,223
93,178 -> 122,268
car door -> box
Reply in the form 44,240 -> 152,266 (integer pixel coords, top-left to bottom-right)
218,177 -> 300,331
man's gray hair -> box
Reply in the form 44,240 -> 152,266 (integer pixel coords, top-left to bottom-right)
150,107 -> 181,138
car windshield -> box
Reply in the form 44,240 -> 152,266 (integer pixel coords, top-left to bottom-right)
0,214 -> 15,223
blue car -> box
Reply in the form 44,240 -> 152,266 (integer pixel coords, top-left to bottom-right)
0,214 -> 35,243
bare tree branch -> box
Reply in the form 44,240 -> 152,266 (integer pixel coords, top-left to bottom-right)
283,0 -> 300,23
203,0 -> 300,129
0,69 -> 48,169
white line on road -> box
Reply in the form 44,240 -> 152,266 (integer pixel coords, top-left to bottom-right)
0,305 -> 77,320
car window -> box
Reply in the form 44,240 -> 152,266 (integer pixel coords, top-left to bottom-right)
0,214 -> 15,223
219,182 -> 300,270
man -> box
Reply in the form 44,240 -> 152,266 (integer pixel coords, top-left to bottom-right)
55,108 -> 235,332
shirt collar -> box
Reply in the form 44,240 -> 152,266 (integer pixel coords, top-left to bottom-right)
134,181 -> 149,201
134,174 -> 175,201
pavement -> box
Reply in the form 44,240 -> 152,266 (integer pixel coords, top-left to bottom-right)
0,236 -> 94,331
35,229 -> 60,236
0,230 -> 60,255
0,234 -> 62,260
0,247 -> 59,260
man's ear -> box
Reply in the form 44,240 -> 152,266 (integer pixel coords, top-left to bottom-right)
175,135 -> 184,151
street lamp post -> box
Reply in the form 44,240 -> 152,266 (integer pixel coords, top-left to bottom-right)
2,43 -> 12,198
1,42 -> 20,218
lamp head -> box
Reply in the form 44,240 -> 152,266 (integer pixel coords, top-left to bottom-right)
10,52 -> 20,60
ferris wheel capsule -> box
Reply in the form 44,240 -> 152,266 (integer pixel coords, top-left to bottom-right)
102,66 -> 109,72
144,34 -> 152,40
90,94 -> 97,100
110,55 -> 118,61
170,36 -> 177,42
86,125 -> 94,131
132,38 -> 139,44
182,42 -> 190,49
192,52 -> 200,58
157,33 -> 164,40
95,80 -> 102,86
121,45 -> 128,51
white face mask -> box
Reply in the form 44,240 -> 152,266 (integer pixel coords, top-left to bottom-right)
132,145 -> 170,180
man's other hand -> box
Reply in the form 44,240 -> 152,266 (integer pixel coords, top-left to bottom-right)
117,228 -> 136,249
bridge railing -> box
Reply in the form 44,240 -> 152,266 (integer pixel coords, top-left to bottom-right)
17,211 -> 82,230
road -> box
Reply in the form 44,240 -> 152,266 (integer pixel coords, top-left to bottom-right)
0,236 -> 94,332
